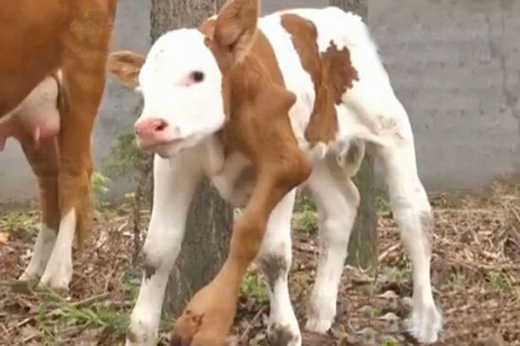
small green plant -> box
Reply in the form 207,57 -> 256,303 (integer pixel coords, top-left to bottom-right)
0,210 -> 38,233
376,194 -> 391,213
293,209 -> 318,235
91,172 -> 111,206
36,289 -> 129,345
447,271 -> 468,287
381,265 -> 411,282
379,337 -> 399,346
122,270 -> 141,299
241,270 -> 269,304
295,194 -> 316,212
293,194 -> 318,235
366,282 -> 380,295
486,270 -> 518,296
104,132 -> 141,179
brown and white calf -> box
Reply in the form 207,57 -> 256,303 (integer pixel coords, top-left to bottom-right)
0,0 -> 117,289
109,0 -> 442,345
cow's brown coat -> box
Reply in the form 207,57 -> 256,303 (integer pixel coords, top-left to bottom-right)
280,13 -> 359,145
0,0 -> 118,249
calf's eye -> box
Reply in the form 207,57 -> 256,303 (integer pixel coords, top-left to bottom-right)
191,71 -> 205,83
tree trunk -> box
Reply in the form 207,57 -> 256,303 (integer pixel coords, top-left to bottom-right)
330,0 -> 368,18
149,0 -> 232,315
330,0 -> 377,269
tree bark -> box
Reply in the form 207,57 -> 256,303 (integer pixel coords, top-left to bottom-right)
330,0 -> 368,18
149,0 -> 232,315
330,0 -> 377,269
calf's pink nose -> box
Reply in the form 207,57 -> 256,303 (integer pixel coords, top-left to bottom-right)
135,118 -> 168,137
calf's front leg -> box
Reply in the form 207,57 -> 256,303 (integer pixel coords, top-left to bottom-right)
126,154 -> 202,346
172,156 -> 311,346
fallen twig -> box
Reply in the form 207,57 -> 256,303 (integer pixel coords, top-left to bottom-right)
238,306 -> 266,343
70,292 -> 111,308
378,243 -> 400,263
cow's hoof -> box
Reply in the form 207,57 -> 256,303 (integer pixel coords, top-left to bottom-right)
172,282 -> 236,346
305,318 -> 333,335
38,259 -> 72,291
126,320 -> 158,346
305,297 -> 335,334
406,304 -> 442,343
268,324 -> 301,346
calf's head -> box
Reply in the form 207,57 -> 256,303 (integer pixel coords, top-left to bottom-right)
108,0 -> 294,160
108,28 -> 225,157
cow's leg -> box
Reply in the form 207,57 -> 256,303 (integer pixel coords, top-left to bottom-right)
39,8 -> 115,290
304,159 -> 359,334
126,154 -> 202,346
375,141 -> 442,343
336,36 -> 442,341
18,140 -> 60,283
256,190 -> 300,346
172,155 -> 311,346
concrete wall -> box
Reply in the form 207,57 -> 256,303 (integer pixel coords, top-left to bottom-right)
1,0 -> 519,201
370,0 -> 520,190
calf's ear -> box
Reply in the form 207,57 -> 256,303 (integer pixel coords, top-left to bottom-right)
214,0 -> 260,66
107,51 -> 146,88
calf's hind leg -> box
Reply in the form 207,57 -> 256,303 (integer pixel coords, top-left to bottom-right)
305,159 -> 359,334
376,141 -> 442,343
257,190 -> 301,346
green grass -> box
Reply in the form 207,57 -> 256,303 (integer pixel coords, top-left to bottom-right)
121,271 -> 141,299
380,265 -> 411,282
104,132 -> 141,179
378,337 -> 399,346
293,210 -> 318,235
241,270 -> 269,304
36,289 -> 129,345
376,194 -> 392,213
0,210 -> 39,238
486,270 -> 519,297
92,172 -> 111,200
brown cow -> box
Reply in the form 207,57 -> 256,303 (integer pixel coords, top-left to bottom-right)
0,0 -> 117,290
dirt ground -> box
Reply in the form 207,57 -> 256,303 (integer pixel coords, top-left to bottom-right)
1,178 -> 519,346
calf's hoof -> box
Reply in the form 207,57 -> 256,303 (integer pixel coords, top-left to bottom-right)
406,304 -> 442,344
126,320 -> 158,346
171,283 -> 236,346
268,324 -> 301,346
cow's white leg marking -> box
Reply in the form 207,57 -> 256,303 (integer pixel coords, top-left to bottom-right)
257,189 -> 301,346
126,153 -> 201,346
39,209 -> 76,290
377,141 -> 442,343
19,224 -> 57,282
305,159 -> 359,334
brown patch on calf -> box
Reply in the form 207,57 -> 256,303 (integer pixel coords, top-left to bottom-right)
281,14 -> 359,145
322,42 -> 359,103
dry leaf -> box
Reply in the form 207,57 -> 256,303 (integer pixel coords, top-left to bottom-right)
0,232 -> 9,244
